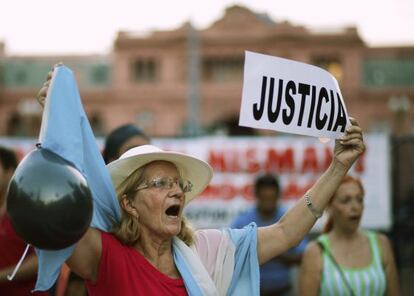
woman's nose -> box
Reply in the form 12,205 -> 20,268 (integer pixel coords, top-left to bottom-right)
351,199 -> 362,211
168,182 -> 184,198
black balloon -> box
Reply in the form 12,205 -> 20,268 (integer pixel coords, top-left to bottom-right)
7,147 -> 93,250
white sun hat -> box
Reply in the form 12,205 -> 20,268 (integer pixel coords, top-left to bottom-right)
107,145 -> 213,204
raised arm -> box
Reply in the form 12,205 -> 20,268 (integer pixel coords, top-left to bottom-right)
36,66 -> 102,282
257,119 -> 365,264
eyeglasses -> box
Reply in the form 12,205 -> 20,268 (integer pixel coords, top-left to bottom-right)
135,176 -> 193,193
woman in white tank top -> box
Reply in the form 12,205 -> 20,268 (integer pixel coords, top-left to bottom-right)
298,176 -> 400,296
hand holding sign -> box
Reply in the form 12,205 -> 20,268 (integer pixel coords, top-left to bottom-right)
239,51 -> 350,139
333,117 -> 365,170
239,51 -> 365,171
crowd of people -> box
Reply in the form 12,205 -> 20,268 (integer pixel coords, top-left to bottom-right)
0,65 -> 400,296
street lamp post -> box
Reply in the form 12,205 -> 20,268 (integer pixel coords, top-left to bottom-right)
185,22 -> 201,137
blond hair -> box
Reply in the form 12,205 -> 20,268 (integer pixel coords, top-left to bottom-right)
111,163 -> 194,246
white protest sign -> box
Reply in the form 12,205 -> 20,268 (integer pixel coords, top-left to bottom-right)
239,51 -> 350,138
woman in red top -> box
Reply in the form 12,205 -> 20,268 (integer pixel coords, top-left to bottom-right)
37,68 -> 365,295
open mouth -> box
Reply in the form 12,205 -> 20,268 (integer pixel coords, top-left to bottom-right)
349,215 -> 361,222
165,205 -> 180,217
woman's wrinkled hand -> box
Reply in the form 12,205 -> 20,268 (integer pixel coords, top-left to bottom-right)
333,117 -> 365,170
36,63 -> 63,107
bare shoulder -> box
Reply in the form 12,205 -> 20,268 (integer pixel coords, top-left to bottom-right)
376,232 -> 393,261
67,227 -> 102,281
375,232 -> 400,295
84,227 -> 102,244
299,239 -> 324,295
302,240 -> 323,268
376,232 -> 390,246
304,240 -> 323,257
84,227 -> 103,259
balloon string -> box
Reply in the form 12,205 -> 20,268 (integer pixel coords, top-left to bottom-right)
7,244 -> 30,281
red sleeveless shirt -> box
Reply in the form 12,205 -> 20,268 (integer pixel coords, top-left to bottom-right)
86,231 -> 188,296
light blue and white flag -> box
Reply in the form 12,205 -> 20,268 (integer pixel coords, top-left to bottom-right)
34,65 -> 121,291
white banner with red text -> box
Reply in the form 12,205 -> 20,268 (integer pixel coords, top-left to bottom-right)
0,134 -> 391,231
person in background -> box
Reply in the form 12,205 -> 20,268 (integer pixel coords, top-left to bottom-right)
0,146 -> 48,295
231,174 -> 308,296
299,176 -> 400,296
102,124 -> 150,164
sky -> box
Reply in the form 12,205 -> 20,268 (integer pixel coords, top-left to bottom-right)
0,0 -> 413,55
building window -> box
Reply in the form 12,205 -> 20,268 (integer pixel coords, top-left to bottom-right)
89,113 -> 105,136
15,70 -> 28,86
206,115 -> 257,136
203,57 -> 244,83
312,56 -> 343,83
135,111 -> 154,131
91,65 -> 109,86
6,113 -> 24,136
0,64 -> 4,86
131,59 -> 158,82
7,112 -> 41,137
363,59 -> 414,88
